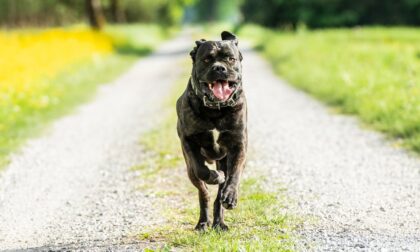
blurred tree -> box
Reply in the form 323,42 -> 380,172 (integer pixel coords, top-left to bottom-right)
113,0 -> 194,25
0,0 -> 194,28
86,0 -> 105,30
216,0 -> 241,23
240,0 -> 301,29
158,0 -> 194,25
191,0 -> 241,23
110,0 -> 125,23
194,0 -> 217,21
240,0 -> 420,28
0,0 -> 85,27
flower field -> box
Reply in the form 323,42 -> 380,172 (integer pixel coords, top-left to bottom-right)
0,25 -> 167,167
0,29 -> 113,120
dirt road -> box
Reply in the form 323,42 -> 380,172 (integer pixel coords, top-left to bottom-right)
244,49 -> 420,251
0,34 -> 419,251
0,34 -> 191,251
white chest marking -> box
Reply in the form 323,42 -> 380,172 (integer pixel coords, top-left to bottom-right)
211,129 -> 220,146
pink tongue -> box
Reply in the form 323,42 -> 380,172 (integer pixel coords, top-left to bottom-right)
212,81 -> 233,101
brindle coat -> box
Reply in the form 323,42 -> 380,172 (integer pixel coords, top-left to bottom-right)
176,31 -> 247,231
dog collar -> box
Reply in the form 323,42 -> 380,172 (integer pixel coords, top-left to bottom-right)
190,77 -> 242,109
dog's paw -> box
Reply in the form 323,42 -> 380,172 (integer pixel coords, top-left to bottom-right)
221,185 -> 238,210
212,222 -> 229,231
195,221 -> 210,231
205,170 -> 225,185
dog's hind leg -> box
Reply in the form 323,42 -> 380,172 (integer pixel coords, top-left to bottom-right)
212,157 -> 229,231
187,166 -> 211,231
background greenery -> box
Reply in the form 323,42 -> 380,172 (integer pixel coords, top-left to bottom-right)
2,0 -> 419,29
241,0 -> 420,28
0,0 -> 193,27
239,24 -> 420,152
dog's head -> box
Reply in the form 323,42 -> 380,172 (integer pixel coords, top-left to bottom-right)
190,31 -> 243,106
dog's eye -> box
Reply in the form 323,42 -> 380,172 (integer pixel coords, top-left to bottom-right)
203,58 -> 210,63
228,57 -> 236,63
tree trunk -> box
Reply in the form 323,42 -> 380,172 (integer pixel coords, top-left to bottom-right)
85,0 -> 105,30
110,0 -> 125,23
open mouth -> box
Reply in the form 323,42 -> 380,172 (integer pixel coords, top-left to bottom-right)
205,79 -> 237,101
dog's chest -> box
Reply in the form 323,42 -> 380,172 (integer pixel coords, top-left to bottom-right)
211,129 -> 220,144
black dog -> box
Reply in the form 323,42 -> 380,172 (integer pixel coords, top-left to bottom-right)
176,31 -> 247,231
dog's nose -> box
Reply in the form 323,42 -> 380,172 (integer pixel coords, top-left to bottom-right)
212,65 -> 227,73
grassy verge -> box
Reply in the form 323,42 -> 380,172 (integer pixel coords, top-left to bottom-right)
133,65 -> 297,251
239,25 -> 420,152
0,24 -> 170,169
105,24 -> 176,56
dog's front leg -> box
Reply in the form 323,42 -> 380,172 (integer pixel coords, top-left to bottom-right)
213,158 -> 229,230
220,139 -> 246,210
181,136 -> 225,231
181,136 -> 225,185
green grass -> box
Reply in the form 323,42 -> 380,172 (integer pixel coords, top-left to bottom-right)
105,24 -> 176,56
0,24 -> 170,169
134,65 -> 297,251
147,177 -> 296,252
239,25 -> 420,152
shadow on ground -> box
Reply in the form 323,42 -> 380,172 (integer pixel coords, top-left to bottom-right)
2,240 -> 160,252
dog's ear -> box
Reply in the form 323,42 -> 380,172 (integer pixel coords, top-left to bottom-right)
190,39 -> 206,62
221,31 -> 238,46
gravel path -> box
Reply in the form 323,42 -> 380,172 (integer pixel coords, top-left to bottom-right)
243,48 -> 420,251
0,35 -> 191,251
1,34 -> 419,252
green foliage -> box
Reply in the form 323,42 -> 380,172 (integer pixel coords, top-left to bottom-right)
0,0 -> 85,27
0,0 -> 194,27
121,0 -> 193,25
240,25 -> 420,151
240,0 -> 420,28
105,24 -> 173,55
191,0 -> 241,23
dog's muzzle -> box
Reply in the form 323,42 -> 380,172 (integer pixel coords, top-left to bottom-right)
190,77 -> 242,109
